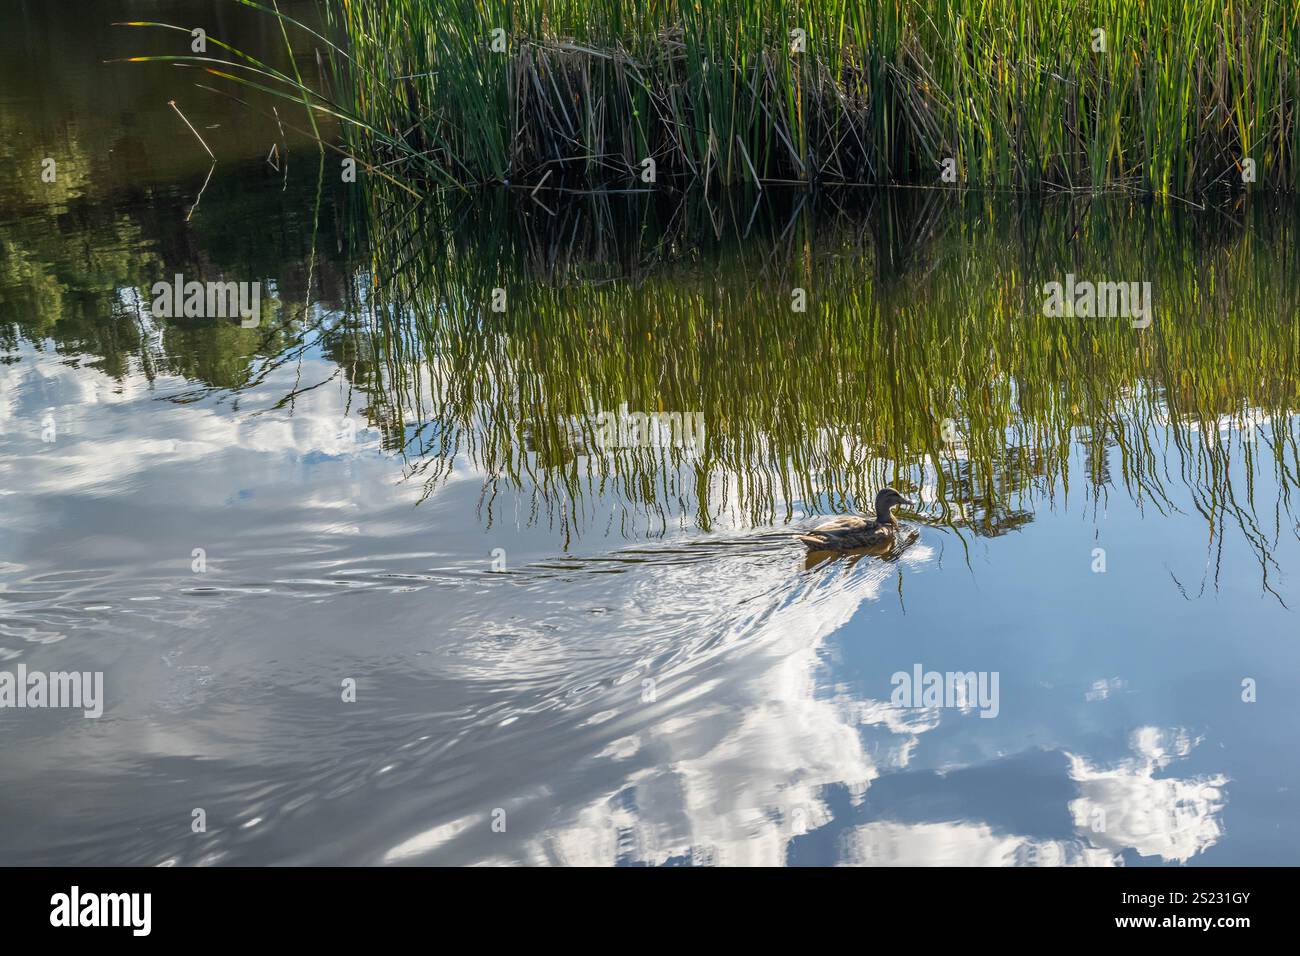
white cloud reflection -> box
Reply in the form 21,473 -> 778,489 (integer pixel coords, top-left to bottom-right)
842,820 -> 1117,866
1067,727 -> 1228,863
511,543 -> 1228,866
2,345 -> 1234,867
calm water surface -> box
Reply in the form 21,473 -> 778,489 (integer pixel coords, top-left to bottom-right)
1,1 -> 1298,866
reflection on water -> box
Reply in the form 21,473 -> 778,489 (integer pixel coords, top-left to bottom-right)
2,0 -> 1299,867
1068,728 -> 1228,865
361,189 -> 1300,580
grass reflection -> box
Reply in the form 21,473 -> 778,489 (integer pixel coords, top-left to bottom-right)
356,187 -> 1300,596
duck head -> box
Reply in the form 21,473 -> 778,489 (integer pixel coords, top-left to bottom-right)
873,487 -> 912,523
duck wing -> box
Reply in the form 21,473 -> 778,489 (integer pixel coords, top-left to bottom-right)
809,515 -> 873,534
795,515 -> 889,550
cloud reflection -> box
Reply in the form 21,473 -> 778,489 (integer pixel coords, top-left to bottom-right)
1068,727 -> 1228,863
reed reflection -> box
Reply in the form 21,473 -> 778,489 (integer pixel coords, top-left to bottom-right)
355,188 -> 1300,596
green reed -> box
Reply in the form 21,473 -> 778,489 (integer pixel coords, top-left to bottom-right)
284,0 -> 1297,197
121,1 -> 1300,195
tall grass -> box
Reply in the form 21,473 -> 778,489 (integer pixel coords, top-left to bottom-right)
297,0 -> 1300,196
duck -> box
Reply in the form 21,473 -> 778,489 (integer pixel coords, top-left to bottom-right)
795,487 -> 912,552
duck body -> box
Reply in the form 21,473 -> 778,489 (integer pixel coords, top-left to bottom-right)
796,488 -> 912,552
796,514 -> 896,551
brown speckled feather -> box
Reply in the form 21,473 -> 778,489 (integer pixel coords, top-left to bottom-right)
796,488 -> 912,552
795,514 -> 895,550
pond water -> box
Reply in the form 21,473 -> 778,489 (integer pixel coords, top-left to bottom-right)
1,0 -> 1297,866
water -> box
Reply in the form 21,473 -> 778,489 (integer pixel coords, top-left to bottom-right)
1,1 -> 1298,866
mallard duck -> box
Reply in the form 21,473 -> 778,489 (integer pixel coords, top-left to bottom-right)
796,487 -> 912,551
